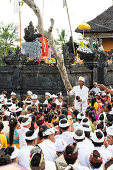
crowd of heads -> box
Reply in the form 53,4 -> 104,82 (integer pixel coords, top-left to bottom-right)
0,85 -> 113,169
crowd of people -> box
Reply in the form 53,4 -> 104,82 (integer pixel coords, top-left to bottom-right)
0,77 -> 113,169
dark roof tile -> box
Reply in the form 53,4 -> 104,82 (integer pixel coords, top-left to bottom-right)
75,6 -> 113,33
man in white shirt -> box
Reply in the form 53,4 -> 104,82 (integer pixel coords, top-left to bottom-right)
64,144 -> 90,170
43,92 -> 51,105
18,129 -> 38,169
90,82 -> 100,94
73,127 -> 93,167
38,128 -> 57,161
19,116 -> 31,149
31,94 -> 40,106
86,129 -> 112,168
68,76 -> 89,113
55,118 -> 74,145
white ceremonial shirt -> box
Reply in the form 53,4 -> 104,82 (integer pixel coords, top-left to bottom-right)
38,139 -> 57,161
19,127 -> 29,149
55,131 -> 74,145
107,145 -> 113,156
43,99 -> 48,105
77,140 -> 94,167
68,85 -> 89,113
45,160 -> 56,170
65,163 -> 90,170
90,87 -> 100,94
18,145 -> 34,169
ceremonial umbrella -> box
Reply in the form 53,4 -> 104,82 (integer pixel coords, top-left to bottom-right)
78,21 -> 91,39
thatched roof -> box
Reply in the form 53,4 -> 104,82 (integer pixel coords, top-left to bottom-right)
75,6 -> 113,34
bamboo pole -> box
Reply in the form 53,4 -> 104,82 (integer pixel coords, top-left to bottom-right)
65,0 -> 75,54
19,10 -> 21,49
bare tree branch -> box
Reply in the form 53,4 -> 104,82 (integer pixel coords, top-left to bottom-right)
23,0 -> 72,91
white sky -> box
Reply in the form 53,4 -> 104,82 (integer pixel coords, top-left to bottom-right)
0,0 -> 112,41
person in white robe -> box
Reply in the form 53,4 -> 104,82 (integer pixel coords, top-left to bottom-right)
18,129 -> 38,169
19,116 -> 31,149
68,76 -> 89,113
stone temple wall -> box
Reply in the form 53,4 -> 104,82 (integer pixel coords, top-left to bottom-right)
0,63 -> 113,99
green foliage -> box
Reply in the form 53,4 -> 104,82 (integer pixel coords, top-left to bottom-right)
0,22 -> 19,60
54,28 -> 68,51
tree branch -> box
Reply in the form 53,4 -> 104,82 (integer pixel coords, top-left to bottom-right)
23,0 -> 72,91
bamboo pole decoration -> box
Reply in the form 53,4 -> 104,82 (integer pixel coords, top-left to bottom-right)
65,0 -> 75,54
19,10 -> 22,49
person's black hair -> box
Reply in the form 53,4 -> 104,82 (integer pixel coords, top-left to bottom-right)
82,118 -> 89,123
4,146 -> 14,156
18,101 -> 24,108
48,98 -> 53,104
3,115 -> 9,121
60,126 -> 69,131
53,121 -> 59,126
85,109 -> 90,116
106,114 -> 113,122
30,114 -> 36,123
47,112 -> 54,123
9,117 -> 18,146
90,151 -> 102,169
75,139 -> 84,142
18,116 -> 24,123
88,111 -> 96,123
0,122 -> 4,131
30,153 -> 42,167
27,106 -> 32,112
99,114 -> 104,121
0,115 -> 3,121
16,110 -> 22,117
64,145 -> 77,165
91,98 -> 97,107
106,104 -> 112,111
84,131 -> 90,139
25,130 -> 35,144
72,110 -> 79,118
30,121 -> 35,131
59,119 -> 69,131
104,158 -> 113,170
59,114 -> 66,121
51,103 -> 57,110
90,91 -> 95,96
97,122 -> 104,130
61,109 -> 68,116
92,141 -> 103,147
0,150 -> 11,166
62,104 -> 68,109
34,111 -> 38,117
10,112 -> 17,118
38,125 -> 48,140
2,105 -> 8,110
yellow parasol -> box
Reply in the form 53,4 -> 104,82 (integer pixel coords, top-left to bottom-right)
78,21 -> 91,39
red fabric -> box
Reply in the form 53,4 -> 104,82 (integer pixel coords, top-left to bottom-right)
40,38 -> 49,57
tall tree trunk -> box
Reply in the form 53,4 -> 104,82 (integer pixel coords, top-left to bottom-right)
23,0 -> 72,91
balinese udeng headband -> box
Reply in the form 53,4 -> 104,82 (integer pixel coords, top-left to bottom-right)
92,129 -> 104,143
82,125 -> 91,132
21,117 -> 31,127
59,118 -> 69,128
25,130 -> 38,140
30,152 -> 43,168
73,128 -> 85,140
